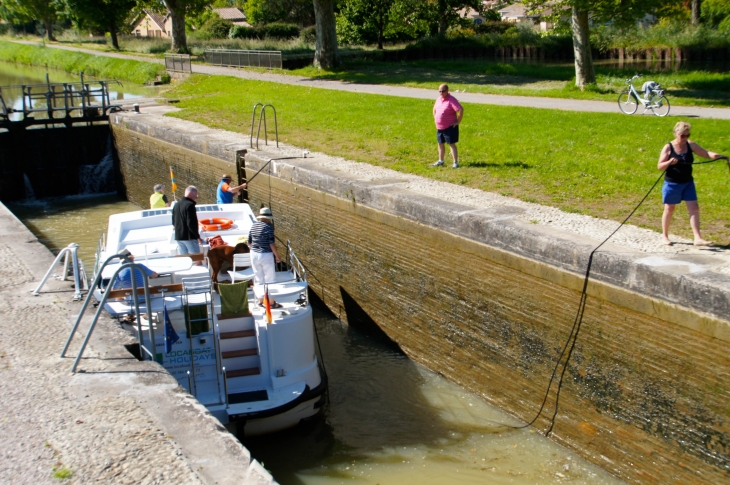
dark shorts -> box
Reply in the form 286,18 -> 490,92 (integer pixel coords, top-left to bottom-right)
437,125 -> 459,144
662,181 -> 697,205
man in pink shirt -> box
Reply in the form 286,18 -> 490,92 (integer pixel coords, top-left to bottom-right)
432,83 -> 464,169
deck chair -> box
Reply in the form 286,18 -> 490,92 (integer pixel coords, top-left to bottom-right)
228,253 -> 255,283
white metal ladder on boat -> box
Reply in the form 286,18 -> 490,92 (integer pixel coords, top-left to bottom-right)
181,276 -> 222,403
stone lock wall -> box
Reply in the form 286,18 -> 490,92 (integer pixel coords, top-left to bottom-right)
111,116 -> 247,207
244,164 -> 729,485
110,111 -> 729,485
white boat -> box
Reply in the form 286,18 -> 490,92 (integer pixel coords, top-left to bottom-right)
92,202 -> 327,436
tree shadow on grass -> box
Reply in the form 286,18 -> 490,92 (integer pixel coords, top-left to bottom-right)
467,160 -> 532,169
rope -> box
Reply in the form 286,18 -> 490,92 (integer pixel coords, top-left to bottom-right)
516,156 -> 728,436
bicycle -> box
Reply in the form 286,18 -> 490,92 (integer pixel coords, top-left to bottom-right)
617,74 -> 670,117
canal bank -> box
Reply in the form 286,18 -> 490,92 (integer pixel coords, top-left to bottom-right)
0,202 -> 274,484
110,106 -> 729,484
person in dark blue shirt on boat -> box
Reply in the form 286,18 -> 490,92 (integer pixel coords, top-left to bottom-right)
112,255 -> 159,290
248,207 -> 282,308
216,174 -> 247,204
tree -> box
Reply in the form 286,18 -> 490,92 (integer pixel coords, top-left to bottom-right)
338,0 -> 394,49
526,0 -> 661,89
149,0 -> 211,52
702,0 -> 730,28
313,0 -> 338,67
244,0 -> 314,25
421,0 -> 483,35
66,0 -> 137,49
1,0 -> 62,40
691,0 -> 701,24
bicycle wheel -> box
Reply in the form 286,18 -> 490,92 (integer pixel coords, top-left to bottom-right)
651,95 -> 670,117
618,91 -> 638,114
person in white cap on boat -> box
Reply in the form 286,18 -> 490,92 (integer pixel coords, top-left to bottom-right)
248,207 -> 283,308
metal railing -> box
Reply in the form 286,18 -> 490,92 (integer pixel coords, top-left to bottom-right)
205,49 -> 283,69
165,54 -> 192,73
61,252 -> 156,373
32,243 -> 87,301
0,72 -> 122,128
250,103 -> 278,149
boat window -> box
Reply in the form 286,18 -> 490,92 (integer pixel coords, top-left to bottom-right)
141,209 -> 171,217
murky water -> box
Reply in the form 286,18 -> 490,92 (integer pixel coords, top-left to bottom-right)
7,195 -> 624,485
7,195 -> 140,264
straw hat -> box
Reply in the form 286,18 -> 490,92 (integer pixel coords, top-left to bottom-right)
257,207 -> 274,220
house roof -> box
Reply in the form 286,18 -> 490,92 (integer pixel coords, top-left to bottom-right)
131,10 -> 168,30
498,4 -> 539,19
213,7 -> 246,21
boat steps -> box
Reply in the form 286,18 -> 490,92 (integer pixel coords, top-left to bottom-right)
222,348 -> 258,359
227,367 -> 260,378
217,313 -> 253,320
220,329 -> 255,339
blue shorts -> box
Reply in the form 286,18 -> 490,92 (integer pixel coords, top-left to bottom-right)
177,239 -> 201,255
437,125 -> 459,144
662,181 -> 697,205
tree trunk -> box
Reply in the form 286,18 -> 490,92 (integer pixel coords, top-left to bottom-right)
571,6 -> 595,88
691,0 -> 700,26
43,19 -> 55,41
313,0 -> 339,68
110,18 -> 119,50
167,2 -> 188,53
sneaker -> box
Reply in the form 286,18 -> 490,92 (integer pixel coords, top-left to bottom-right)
452,162 -> 460,168
432,160 -> 444,167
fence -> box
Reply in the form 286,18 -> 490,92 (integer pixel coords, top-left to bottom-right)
204,49 -> 283,69
165,54 -> 192,73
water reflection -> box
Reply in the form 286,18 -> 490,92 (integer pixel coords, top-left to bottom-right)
0,60 -> 160,121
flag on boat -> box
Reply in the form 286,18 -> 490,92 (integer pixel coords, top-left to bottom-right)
164,301 -> 179,354
263,285 -> 273,325
170,166 -> 177,194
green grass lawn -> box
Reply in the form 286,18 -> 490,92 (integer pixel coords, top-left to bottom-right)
0,40 -> 166,84
287,58 -> 730,108
165,74 -> 730,243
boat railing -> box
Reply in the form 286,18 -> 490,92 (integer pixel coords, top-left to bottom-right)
92,232 -> 106,280
286,240 -> 308,305
61,253 -> 157,373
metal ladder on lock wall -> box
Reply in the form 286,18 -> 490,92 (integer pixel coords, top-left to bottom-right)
250,103 -> 278,149
181,276 -> 221,402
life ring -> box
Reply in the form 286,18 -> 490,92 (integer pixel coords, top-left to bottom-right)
199,217 -> 233,231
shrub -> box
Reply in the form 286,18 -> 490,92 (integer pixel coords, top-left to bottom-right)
300,25 -> 316,44
201,17 -> 234,39
476,21 -> 513,36
230,23 -> 299,40
0,24 -> 9,35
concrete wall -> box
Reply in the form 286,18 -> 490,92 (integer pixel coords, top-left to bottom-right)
110,110 -> 730,485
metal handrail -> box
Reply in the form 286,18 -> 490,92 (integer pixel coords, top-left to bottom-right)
61,257 -> 156,373
250,103 -> 278,149
32,243 -> 85,301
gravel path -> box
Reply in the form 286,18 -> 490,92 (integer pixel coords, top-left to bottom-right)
9,40 -> 730,120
